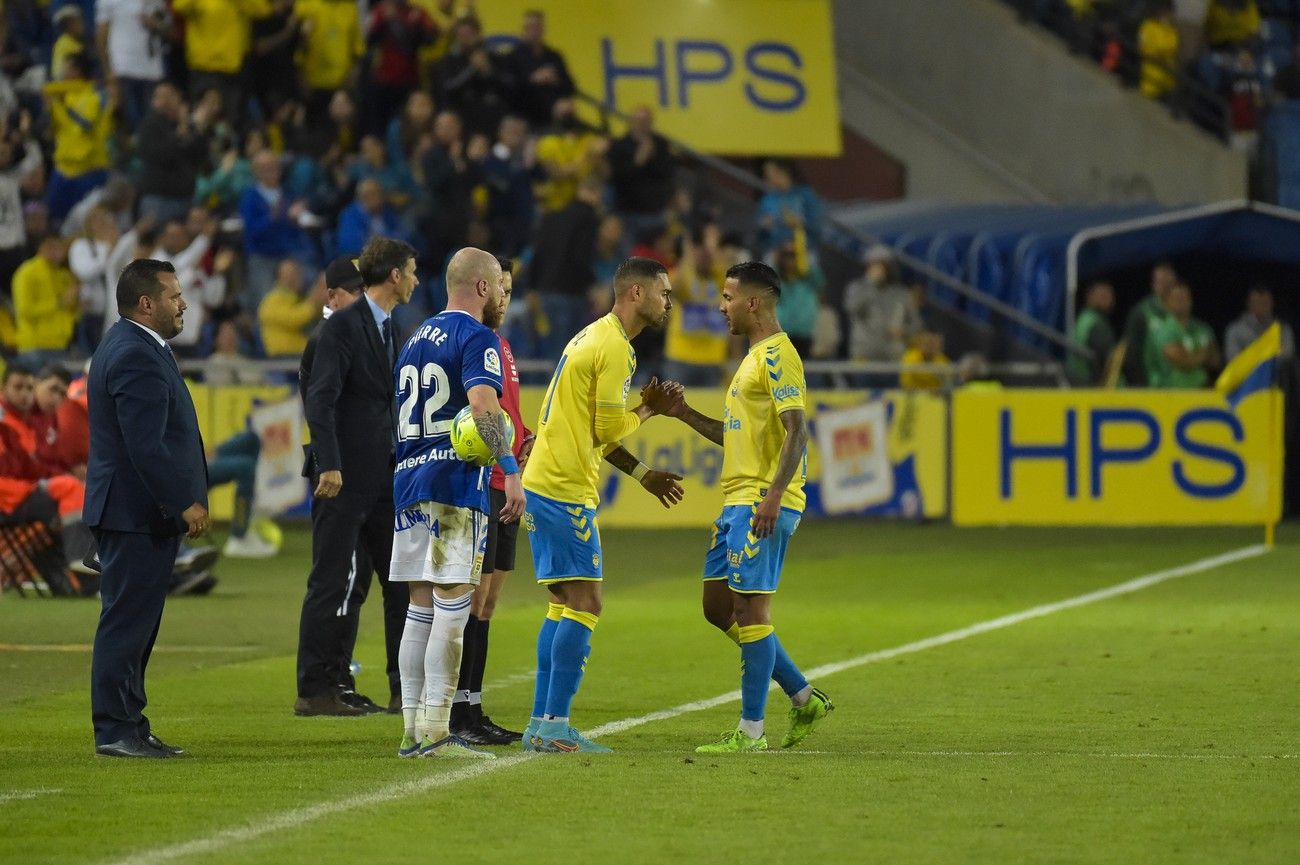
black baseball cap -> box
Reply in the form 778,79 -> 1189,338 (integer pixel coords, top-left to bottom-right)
325,257 -> 363,292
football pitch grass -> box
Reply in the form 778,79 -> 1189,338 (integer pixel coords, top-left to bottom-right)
1,522 -> 1297,865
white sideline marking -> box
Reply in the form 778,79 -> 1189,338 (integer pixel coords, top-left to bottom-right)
724,750 -> 1300,761
487,668 -> 538,689
0,644 -> 258,654
0,788 -> 62,803
101,543 -> 1268,865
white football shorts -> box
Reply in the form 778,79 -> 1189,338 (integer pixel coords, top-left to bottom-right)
389,501 -> 488,586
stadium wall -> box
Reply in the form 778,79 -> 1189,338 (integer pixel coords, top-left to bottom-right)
833,0 -> 1248,203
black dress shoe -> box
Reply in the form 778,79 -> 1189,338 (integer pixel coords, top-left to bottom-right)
96,737 -> 170,759
293,693 -> 365,717
146,734 -> 185,756
336,690 -> 384,714
476,714 -> 524,745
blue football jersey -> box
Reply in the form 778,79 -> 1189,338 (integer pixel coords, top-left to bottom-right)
393,310 -> 503,512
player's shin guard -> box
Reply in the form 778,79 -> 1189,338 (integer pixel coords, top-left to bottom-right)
544,609 -> 598,719
726,622 -> 806,698
531,603 -> 565,718
738,625 -> 777,723
771,634 -> 809,698
399,605 -> 435,735
424,593 -> 473,739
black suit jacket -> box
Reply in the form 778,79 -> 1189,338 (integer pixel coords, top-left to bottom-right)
83,319 -> 208,536
304,297 -> 396,494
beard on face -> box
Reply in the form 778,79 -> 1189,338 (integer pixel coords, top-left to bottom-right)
483,299 -> 505,330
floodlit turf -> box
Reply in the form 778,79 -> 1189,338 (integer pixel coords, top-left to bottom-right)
1,522 -> 1297,865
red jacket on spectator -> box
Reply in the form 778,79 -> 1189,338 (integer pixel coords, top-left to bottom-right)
56,386 -> 90,470
26,408 -> 70,475
366,4 -> 437,89
490,334 -> 532,492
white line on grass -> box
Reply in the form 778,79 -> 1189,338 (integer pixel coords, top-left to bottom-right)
102,543 -> 1268,865
0,644 -> 259,654
729,750 -> 1300,761
0,788 -> 62,803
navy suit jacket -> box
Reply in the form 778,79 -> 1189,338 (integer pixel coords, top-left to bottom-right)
83,319 -> 208,536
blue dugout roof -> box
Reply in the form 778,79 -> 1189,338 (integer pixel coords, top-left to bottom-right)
830,200 -> 1300,347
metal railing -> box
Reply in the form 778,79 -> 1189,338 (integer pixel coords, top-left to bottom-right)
573,93 -> 1092,366
175,356 -> 1067,390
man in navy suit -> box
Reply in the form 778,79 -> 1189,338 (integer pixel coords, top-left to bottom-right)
85,259 -> 210,759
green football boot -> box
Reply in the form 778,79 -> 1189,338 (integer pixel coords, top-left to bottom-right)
782,687 -> 833,749
695,729 -> 768,753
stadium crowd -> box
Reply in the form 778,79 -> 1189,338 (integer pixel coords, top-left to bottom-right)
0,0 -> 872,390
1015,0 -> 1300,147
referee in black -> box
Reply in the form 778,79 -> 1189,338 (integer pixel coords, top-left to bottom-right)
295,240 -> 415,716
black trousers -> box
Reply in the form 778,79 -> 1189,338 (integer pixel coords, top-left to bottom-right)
90,529 -> 180,746
296,484 -> 404,699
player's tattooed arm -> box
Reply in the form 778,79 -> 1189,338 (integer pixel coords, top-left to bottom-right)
603,446 -> 642,476
643,379 -> 724,445
473,409 -> 513,460
677,407 -> 724,446
769,409 -> 810,496
753,408 -> 809,538
604,446 -> 685,508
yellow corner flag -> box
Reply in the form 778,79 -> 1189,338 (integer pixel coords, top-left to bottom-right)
1216,322 -> 1281,408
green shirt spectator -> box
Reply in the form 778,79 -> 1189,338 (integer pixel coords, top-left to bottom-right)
1068,281 -> 1116,385
1148,282 -> 1221,388
1121,261 -> 1176,386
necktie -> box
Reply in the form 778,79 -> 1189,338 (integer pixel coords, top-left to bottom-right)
382,318 -> 395,368
382,318 -> 398,443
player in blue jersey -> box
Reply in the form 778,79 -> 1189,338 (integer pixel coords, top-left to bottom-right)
390,247 -> 526,758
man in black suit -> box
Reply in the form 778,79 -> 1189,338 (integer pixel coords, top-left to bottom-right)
85,259 -> 210,758
296,238 -> 416,716
297,256 -> 373,706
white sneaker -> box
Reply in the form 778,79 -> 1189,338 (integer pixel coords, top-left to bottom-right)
222,533 -> 279,559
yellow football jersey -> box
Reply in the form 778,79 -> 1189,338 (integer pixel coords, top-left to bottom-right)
721,332 -> 808,512
524,314 -> 642,507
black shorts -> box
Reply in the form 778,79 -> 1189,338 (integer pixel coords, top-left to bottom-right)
483,487 -> 519,573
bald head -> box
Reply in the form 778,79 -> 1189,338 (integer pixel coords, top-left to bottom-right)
446,247 -> 502,299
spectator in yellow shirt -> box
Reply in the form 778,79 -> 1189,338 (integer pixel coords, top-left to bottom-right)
173,0 -> 271,126
51,7 -> 86,81
535,98 -> 607,212
1206,0 -> 1260,49
295,0 -> 362,109
899,331 -> 952,391
258,259 -> 326,356
1138,1 -> 1179,101
664,225 -> 730,386
13,236 -> 79,365
42,53 -> 114,222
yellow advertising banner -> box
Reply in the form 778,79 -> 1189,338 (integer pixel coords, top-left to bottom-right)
519,387 -> 947,528
194,384 -> 945,526
951,389 -> 1283,526
476,0 -> 841,156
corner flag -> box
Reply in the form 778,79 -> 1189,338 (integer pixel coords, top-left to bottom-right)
1216,322 -> 1281,408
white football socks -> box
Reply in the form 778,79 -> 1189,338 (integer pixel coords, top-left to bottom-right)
399,604 -> 434,736
424,592 -> 473,740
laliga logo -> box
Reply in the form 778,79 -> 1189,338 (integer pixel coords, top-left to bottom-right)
999,407 -> 1246,500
